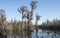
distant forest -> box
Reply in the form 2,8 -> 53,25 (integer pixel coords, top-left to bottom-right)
39,19 -> 60,32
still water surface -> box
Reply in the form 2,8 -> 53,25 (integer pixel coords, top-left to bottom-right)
7,29 -> 60,38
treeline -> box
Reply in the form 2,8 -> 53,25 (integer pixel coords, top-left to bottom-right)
6,19 -> 34,35
39,19 -> 60,31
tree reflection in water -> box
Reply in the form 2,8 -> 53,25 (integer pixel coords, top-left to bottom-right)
6,29 -> 60,38
7,30 -> 33,38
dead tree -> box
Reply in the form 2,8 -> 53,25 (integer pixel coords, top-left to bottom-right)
35,13 -> 41,38
18,6 -> 27,38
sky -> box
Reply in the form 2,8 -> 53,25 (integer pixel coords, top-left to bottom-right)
0,0 -> 60,25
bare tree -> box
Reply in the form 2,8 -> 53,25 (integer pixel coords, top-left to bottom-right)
18,6 -> 27,38
0,9 -> 7,38
35,13 -> 41,38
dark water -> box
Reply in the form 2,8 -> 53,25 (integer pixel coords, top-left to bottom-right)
7,29 -> 60,38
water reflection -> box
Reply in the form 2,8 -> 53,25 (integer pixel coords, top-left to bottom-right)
7,29 -> 60,38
